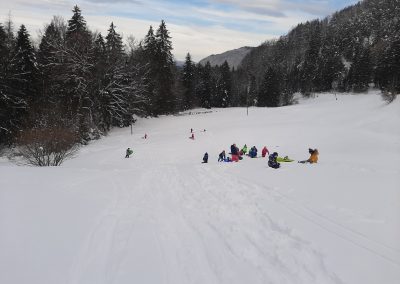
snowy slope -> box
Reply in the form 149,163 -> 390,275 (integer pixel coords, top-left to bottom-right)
198,46 -> 252,68
1,91 -> 399,284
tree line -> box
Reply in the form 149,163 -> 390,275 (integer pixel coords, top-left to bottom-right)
0,5 -> 237,147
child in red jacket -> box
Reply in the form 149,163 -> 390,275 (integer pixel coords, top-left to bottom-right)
262,146 -> 269,158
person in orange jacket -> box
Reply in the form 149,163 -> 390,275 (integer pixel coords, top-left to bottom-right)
299,148 -> 319,163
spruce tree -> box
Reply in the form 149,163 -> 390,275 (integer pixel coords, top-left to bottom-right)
64,5 -> 94,139
347,45 -> 371,92
248,74 -> 257,106
316,32 -> 344,91
37,21 -> 64,106
105,22 -> 124,63
300,21 -> 321,95
258,67 -> 281,107
154,20 -> 175,114
143,26 -> 156,61
142,26 -> 157,114
196,62 -> 212,109
14,24 -> 37,102
0,23 -> 17,144
66,5 -> 91,46
92,33 -> 108,131
0,24 -> 36,143
218,60 -> 232,108
182,52 -> 195,110
376,38 -> 400,95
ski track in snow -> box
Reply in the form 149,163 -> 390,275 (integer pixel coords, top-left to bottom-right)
67,164 -> 344,284
2,93 -> 400,284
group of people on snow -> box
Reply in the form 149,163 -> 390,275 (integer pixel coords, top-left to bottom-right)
124,128 -> 319,169
189,128 -> 207,140
204,142 -> 319,169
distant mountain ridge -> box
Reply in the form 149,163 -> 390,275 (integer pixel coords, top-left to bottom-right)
199,46 -> 253,68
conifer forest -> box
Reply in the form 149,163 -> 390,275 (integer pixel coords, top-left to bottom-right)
0,0 -> 399,146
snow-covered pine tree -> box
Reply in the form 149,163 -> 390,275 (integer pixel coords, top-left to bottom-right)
101,23 -> 129,128
13,24 -> 38,107
181,52 -> 195,110
196,62 -> 212,109
219,61 -> 232,108
258,67 -> 281,107
375,37 -> 400,100
300,20 -> 321,96
141,25 -> 158,115
0,23 -> 22,144
346,45 -> 371,92
247,74 -> 257,106
315,30 -> 345,92
37,20 -> 65,107
105,22 -> 124,64
63,6 -> 94,141
0,24 -> 37,144
154,20 -> 175,114
93,23 -> 148,130
66,5 -> 91,50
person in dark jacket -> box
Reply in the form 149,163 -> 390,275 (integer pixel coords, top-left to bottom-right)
202,152 -> 209,163
230,144 -> 238,155
230,143 -> 239,162
125,148 -> 133,158
268,152 -> 280,169
218,150 -> 226,162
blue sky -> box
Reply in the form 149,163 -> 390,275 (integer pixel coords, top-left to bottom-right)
0,0 -> 358,61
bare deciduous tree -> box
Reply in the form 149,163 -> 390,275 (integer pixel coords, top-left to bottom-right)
17,127 -> 79,166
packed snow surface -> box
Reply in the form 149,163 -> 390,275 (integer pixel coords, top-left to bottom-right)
1,92 -> 399,284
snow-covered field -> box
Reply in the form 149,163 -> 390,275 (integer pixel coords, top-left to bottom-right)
1,92 -> 399,284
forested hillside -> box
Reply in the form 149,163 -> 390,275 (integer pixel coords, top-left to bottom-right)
233,0 -> 400,106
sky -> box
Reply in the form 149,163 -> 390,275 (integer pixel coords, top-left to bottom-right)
0,0 -> 358,62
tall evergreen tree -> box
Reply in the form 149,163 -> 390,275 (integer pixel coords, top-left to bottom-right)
316,32 -> 345,91
63,6 -> 94,139
37,21 -> 64,107
300,21 -> 321,95
214,61 -> 232,107
247,74 -> 257,106
66,5 -> 91,47
105,22 -> 124,63
258,67 -> 281,107
14,24 -> 37,102
182,52 -> 195,110
154,20 -> 175,114
375,38 -> 400,94
0,23 -> 21,144
347,45 -> 371,92
142,26 -> 157,114
0,24 -> 37,144
196,62 -> 212,109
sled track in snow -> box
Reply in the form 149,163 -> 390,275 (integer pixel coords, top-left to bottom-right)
209,168 -> 400,268
173,165 -> 343,284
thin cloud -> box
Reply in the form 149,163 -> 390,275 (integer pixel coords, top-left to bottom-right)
211,0 -> 348,17
83,0 -> 142,4
1,0 -> 358,61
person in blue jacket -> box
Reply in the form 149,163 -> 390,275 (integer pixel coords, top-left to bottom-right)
249,146 -> 258,158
